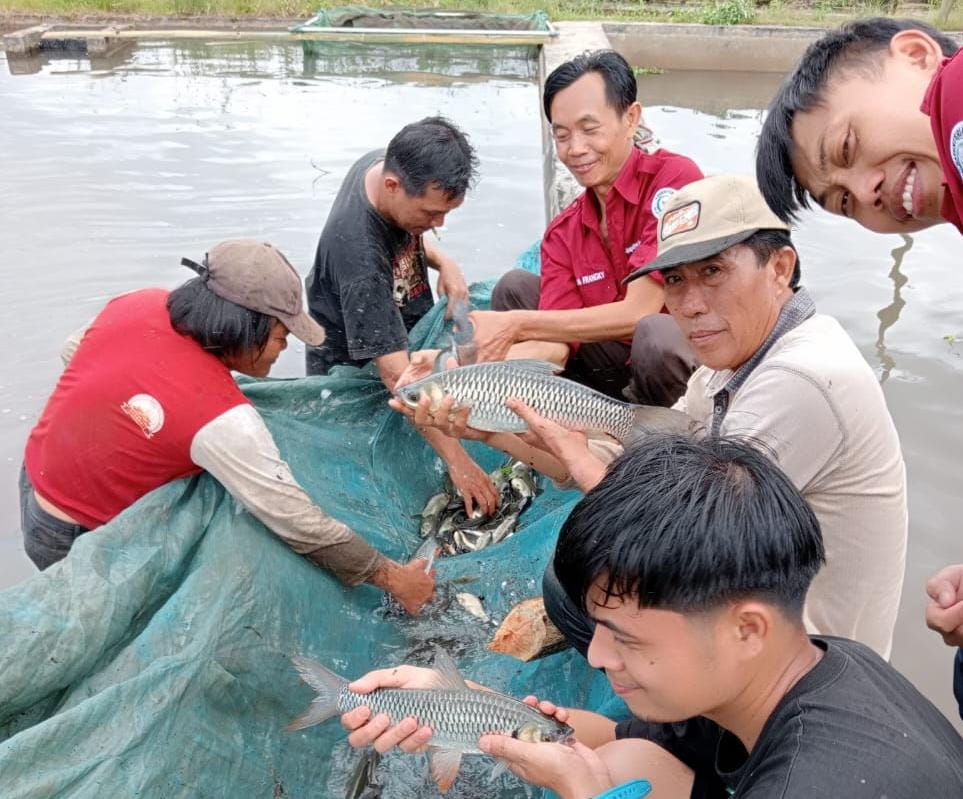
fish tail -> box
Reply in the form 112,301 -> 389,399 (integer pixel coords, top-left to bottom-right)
287,655 -> 347,731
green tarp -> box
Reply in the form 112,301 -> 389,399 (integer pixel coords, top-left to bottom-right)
0,280 -> 622,798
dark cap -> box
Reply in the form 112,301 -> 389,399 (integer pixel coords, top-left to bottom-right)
182,240 -> 325,346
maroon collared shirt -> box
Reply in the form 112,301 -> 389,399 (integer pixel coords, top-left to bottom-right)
538,146 -> 703,320
921,49 -> 963,234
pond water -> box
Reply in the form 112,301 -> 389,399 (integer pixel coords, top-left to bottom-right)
1,41 -> 960,755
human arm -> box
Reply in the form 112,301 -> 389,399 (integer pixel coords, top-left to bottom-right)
469,276 -> 664,363
190,404 -> 434,614
925,564 -> 963,647
423,235 -> 468,313
376,349 -> 498,516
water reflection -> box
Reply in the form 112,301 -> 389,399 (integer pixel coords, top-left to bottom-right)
876,234 -> 912,384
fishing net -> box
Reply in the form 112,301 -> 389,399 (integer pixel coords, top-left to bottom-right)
0,280 -> 625,798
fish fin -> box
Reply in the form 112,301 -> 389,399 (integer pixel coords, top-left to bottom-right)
501,358 -> 564,376
429,746 -> 463,793
626,406 -> 704,444
489,758 -> 511,782
286,655 -> 347,731
431,645 -> 468,689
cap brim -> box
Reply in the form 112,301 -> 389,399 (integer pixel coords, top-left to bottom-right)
280,310 -> 326,347
623,229 -> 760,285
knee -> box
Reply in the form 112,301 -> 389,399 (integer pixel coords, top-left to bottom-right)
491,269 -> 539,312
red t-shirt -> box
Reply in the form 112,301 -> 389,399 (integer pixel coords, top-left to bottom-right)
921,49 -> 963,234
24,289 -> 250,529
538,146 -> 704,319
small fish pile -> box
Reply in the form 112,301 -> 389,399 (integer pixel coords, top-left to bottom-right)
288,646 -> 572,793
412,460 -> 538,565
396,359 -> 700,444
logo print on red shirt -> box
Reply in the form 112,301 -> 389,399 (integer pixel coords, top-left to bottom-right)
121,394 -> 165,439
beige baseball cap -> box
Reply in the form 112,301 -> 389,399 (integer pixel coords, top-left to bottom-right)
182,240 -> 325,346
624,175 -> 790,284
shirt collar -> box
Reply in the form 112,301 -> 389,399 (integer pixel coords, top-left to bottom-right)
580,146 -> 647,231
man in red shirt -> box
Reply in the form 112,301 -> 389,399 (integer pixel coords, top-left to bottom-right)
469,50 -> 703,405
755,18 -> 962,235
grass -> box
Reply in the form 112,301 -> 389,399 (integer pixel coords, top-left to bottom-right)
1,0 -> 961,30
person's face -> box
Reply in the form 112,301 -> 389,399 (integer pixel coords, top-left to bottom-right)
586,585 -> 737,723
662,243 -> 795,372
385,180 -> 464,236
789,31 -> 944,233
549,72 -> 641,194
230,319 -> 289,378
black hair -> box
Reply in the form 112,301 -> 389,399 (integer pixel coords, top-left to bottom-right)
383,116 -> 479,200
554,435 -> 825,620
167,277 -> 274,359
756,17 -> 958,223
742,229 -> 802,288
543,49 -> 637,122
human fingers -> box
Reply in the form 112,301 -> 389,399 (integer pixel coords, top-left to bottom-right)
341,705 -> 372,732
369,716 -> 423,755
388,397 -> 416,420
412,394 -> 436,427
345,712 -> 392,748
926,564 -> 963,606
348,665 -> 430,694
926,599 -> 963,642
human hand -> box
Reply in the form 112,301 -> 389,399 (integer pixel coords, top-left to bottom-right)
437,264 -> 469,316
479,734 -> 611,799
469,309 -> 518,363
925,563 -> 963,647
521,696 -> 571,725
393,349 -> 443,392
341,665 -> 441,753
381,559 -> 436,616
508,399 -> 608,492
390,391 -> 490,444
446,449 -> 499,517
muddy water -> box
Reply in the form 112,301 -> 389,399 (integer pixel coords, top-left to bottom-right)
1,47 -> 960,737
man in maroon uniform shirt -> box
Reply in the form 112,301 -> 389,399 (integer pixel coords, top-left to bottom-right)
469,50 -> 704,406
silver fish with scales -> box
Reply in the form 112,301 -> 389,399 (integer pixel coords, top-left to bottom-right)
288,646 -> 572,793
396,359 -> 698,443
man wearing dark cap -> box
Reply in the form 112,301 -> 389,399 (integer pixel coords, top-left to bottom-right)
22,240 -> 435,615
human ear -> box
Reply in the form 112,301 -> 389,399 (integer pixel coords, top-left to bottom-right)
770,246 -> 797,289
624,101 -> 643,136
890,29 -> 943,72
731,602 -> 772,659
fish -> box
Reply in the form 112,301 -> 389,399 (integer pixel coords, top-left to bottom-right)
455,592 -> 490,623
395,359 -> 699,444
288,646 -> 572,793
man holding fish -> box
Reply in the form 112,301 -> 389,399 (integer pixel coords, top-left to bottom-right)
303,116 -> 499,517
465,50 -> 704,406
332,437 -> 963,797
395,175 -> 907,659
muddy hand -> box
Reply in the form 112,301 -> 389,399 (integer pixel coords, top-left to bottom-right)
389,559 -> 437,616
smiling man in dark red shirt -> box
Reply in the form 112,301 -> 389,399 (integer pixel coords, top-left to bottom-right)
470,50 -> 703,405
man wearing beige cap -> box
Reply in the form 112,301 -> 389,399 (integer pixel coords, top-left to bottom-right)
416,175 -> 908,656
21,240 -> 434,615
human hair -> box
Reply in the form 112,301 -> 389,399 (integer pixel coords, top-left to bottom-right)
167,277 -> 274,359
742,229 -> 802,288
543,49 -> 637,122
554,435 -> 825,619
383,116 -> 478,200
756,17 -> 959,223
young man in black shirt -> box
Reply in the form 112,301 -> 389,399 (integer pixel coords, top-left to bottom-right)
305,117 -> 498,516
342,436 -> 963,798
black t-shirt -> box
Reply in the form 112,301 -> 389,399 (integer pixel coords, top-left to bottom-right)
304,149 -> 434,374
616,637 -> 963,798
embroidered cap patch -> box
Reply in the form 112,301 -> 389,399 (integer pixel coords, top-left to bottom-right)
660,201 -> 701,240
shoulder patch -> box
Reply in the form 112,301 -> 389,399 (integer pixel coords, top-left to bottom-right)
951,121 -> 963,181
650,187 -> 677,219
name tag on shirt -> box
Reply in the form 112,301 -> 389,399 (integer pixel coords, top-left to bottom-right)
576,271 -> 606,287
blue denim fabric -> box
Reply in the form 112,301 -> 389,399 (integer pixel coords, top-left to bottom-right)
954,648 -> 963,721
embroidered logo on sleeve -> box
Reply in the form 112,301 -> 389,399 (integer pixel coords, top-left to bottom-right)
660,201 -> 701,240
650,187 -> 677,218
121,394 -> 165,438
951,121 -> 963,181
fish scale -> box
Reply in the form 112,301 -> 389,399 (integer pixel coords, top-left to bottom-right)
337,687 -> 545,753
398,360 -> 638,442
